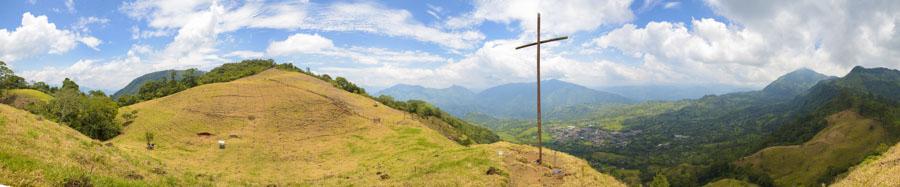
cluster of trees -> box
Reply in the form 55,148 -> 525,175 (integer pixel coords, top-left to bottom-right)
0,61 -> 121,140
375,95 -> 499,145
1,61 -> 55,93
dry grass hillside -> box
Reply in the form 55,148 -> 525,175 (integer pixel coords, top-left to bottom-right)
0,104 -> 190,186
105,69 -> 622,186
831,142 -> 900,186
735,110 -> 890,187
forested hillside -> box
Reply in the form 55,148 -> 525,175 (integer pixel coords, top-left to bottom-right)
473,67 -> 899,186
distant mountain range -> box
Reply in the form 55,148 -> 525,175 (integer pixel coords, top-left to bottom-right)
112,69 -> 205,99
597,84 -> 754,101
377,79 -> 635,119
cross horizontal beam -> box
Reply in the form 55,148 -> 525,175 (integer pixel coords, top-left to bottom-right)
514,36 -> 569,50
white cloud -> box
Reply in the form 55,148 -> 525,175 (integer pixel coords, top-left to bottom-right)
581,0 -> 900,87
663,2 -> 681,9
121,0 -> 479,49
267,33 -> 447,65
78,36 -> 102,50
303,2 -> 484,49
21,46 -> 151,90
445,0 -> 634,35
266,33 -> 334,56
593,19 -> 767,66
225,50 -> 264,59
65,0 -> 75,13
704,0 -> 900,70
72,16 -> 110,33
0,12 -> 97,62
319,39 -> 647,90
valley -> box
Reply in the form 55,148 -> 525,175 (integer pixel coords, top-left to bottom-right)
380,67 -> 900,186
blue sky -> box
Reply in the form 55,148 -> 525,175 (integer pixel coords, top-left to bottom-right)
1,0 -> 898,93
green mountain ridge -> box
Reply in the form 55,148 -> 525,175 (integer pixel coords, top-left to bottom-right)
111,69 -> 205,99
377,79 -> 634,119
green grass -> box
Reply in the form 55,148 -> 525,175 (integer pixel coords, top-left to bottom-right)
6,89 -> 53,102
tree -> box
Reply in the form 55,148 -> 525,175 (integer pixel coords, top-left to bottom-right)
62,78 -> 79,92
30,81 -> 52,93
181,68 -> 199,87
650,173 -> 670,187
39,80 -> 120,140
0,61 -> 27,89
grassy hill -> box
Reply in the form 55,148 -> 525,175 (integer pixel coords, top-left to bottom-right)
735,110 -> 891,186
104,69 -> 622,186
0,89 -> 52,109
832,142 -> 900,186
0,104 -> 198,186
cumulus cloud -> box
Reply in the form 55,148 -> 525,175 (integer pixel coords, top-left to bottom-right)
266,33 -> 334,56
267,33 -> 447,65
319,39 -> 648,90
445,0 -> 634,35
121,0 -> 480,49
705,0 -> 900,70
593,19 -> 767,66
21,45 -> 151,90
582,0 -> 900,87
302,2 -> 484,49
0,12 -> 98,62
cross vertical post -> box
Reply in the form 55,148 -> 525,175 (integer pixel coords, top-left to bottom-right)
515,13 -> 568,164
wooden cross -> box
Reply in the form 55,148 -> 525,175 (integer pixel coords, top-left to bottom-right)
515,13 -> 568,164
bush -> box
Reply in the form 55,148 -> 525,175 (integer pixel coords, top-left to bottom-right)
38,88 -> 121,140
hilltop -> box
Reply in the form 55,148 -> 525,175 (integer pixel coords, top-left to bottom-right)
106,69 -> 622,185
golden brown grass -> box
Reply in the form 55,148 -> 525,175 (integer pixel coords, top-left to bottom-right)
735,110 -> 889,187
0,104 -> 194,186
831,142 -> 900,186
106,69 -> 623,186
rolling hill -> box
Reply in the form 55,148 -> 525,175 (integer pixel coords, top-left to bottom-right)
0,89 -> 52,109
111,69 -> 205,99
96,69 -> 624,186
0,104 -> 184,186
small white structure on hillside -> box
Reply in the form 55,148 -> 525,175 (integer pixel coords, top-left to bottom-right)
218,140 -> 226,149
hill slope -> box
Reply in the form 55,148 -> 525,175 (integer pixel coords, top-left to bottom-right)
0,104 -> 193,186
111,69 -> 623,186
112,69 -> 205,99
0,89 -> 52,109
736,110 -> 890,186
832,142 -> 900,186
